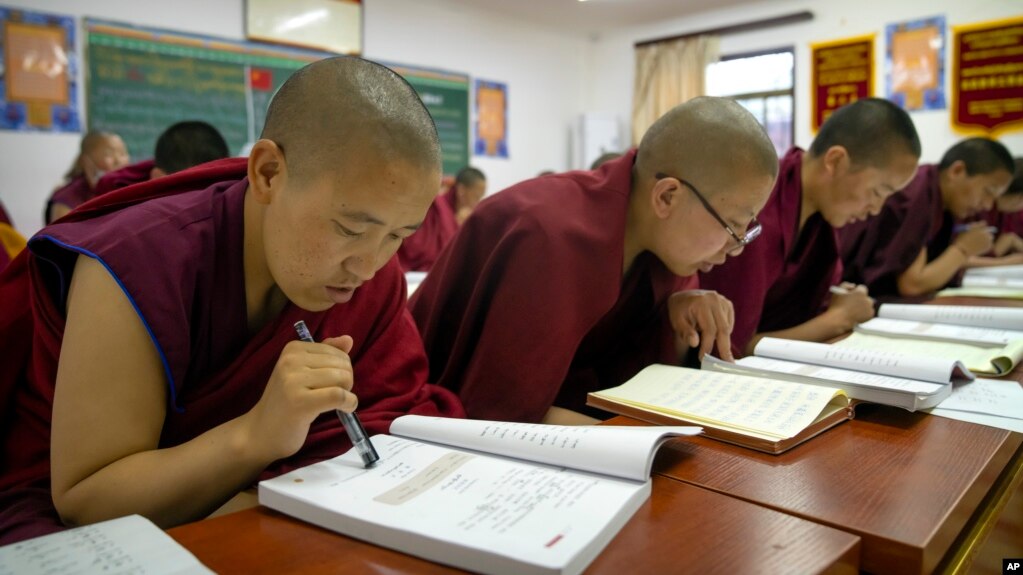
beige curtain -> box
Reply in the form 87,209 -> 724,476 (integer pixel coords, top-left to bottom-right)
632,35 -> 720,145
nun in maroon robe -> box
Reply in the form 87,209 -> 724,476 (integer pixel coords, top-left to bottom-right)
409,151 -> 700,423
699,148 -> 841,355
839,164 -> 948,297
396,184 -> 458,271
0,158 -> 464,544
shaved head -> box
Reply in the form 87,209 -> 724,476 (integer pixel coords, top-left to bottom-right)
636,96 -> 778,195
260,57 -> 441,181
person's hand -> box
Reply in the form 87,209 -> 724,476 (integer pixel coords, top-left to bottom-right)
668,290 -> 735,361
81,154 -> 105,188
827,282 -> 875,331
993,232 -> 1023,256
242,335 -> 357,462
954,225 -> 995,257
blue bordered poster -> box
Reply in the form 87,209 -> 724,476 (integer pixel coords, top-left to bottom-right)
474,79 -> 507,158
0,6 -> 80,132
886,15 -> 947,111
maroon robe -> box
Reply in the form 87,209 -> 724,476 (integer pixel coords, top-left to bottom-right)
0,158 -> 464,544
0,235 -> 10,273
409,151 -> 697,423
45,176 -> 93,223
699,148 -> 841,355
839,165 -> 954,298
985,208 -> 1023,237
396,185 -> 459,271
0,200 -> 12,226
92,159 -> 156,196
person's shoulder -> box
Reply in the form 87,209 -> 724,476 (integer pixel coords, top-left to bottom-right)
475,171 -> 608,230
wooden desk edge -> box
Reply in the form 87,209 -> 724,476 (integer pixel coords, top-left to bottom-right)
935,436 -> 1023,574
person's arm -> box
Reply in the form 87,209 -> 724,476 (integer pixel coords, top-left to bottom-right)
967,252 -> 1023,268
48,203 -> 71,223
50,256 -> 356,528
745,284 -> 874,355
992,232 -> 1023,257
896,227 -> 993,296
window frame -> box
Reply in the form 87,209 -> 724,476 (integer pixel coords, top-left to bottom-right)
709,46 -> 796,155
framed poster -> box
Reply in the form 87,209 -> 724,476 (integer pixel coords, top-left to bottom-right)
886,15 -> 946,111
0,6 -> 79,132
474,79 -> 507,158
810,35 -> 874,132
952,16 -> 1023,136
246,0 -> 361,55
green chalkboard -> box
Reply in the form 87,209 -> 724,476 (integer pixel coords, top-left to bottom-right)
85,19 -> 470,175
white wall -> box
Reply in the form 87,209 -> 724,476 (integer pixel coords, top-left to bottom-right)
1,0 -> 587,236
586,0 -> 1023,161
362,0 -> 586,198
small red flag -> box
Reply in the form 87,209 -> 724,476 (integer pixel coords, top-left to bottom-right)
250,68 -> 272,91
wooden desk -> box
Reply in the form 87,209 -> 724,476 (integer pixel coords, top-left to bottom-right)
168,476 -> 862,575
629,405 -> 1022,574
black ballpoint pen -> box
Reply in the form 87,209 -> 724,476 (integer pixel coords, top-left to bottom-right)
294,320 -> 380,467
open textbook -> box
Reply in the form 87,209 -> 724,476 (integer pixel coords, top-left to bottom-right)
0,514 -> 212,575
587,365 -> 852,454
856,317 -> 1023,347
963,265 -> 1023,288
701,337 -> 969,411
877,304 -> 1023,331
837,324 -> 1023,376
965,264 -> 1023,279
259,415 -> 700,575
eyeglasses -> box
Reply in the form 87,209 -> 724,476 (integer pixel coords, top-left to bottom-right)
655,172 -> 762,255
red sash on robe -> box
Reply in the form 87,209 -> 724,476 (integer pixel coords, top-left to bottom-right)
396,184 -> 459,272
410,151 -> 696,423
699,148 -> 841,355
0,158 -> 464,544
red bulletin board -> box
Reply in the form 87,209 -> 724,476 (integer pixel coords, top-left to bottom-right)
810,35 -> 874,133
952,16 -> 1023,136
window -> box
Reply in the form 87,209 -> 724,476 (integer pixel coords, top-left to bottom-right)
706,48 -> 794,157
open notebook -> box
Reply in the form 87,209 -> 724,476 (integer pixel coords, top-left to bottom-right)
587,365 -> 852,454
701,337 -> 969,411
259,416 -> 700,575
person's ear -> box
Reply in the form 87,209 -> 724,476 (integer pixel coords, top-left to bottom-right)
247,139 -> 287,205
149,166 -> 167,180
947,159 -> 967,179
651,177 -> 678,220
822,145 -> 850,178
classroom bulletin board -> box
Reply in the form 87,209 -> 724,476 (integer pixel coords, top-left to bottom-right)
85,19 -> 470,174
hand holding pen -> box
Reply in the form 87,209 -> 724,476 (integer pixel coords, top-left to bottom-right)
951,223 -> 996,258
240,321 -> 378,467
827,282 -> 875,327
294,321 -> 380,467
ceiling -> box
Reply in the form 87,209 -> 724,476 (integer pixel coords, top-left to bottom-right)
444,0 -> 781,36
